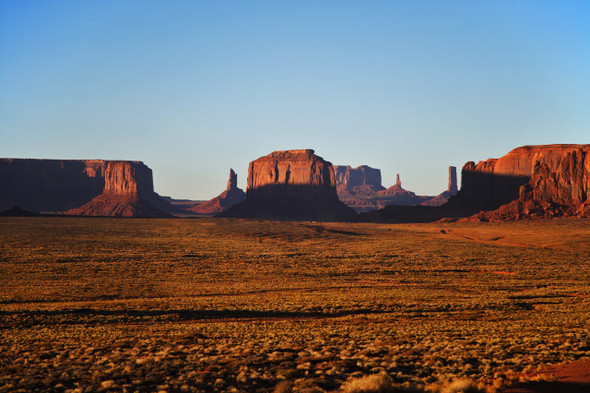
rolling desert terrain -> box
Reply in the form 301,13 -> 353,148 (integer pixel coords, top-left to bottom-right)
1,217 -> 589,392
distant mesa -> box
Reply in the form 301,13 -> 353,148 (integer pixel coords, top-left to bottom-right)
218,149 -> 355,221
364,144 -> 590,223
2,143 -> 587,222
0,159 -> 171,217
334,165 -> 385,197
0,205 -> 41,217
334,166 -> 436,212
189,169 -> 246,215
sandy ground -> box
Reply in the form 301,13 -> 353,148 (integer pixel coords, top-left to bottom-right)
503,360 -> 590,393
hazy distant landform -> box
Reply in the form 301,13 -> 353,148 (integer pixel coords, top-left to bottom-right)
1,144 -> 589,221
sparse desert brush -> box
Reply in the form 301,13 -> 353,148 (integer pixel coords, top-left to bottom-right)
1,217 -> 590,392
426,379 -> 487,393
341,374 -> 425,393
274,380 -> 295,393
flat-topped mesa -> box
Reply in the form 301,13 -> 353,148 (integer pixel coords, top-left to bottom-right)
333,165 -> 385,197
455,144 -> 590,219
219,149 -> 355,220
0,158 -> 170,217
246,149 -> 338,201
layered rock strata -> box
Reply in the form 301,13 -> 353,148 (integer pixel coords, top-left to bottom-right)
0,159 -> 171,217
190,169 -> 246,215
466,144 -> 590,220
218,150 -> 355,220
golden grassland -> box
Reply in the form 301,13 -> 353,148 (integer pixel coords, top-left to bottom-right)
0,217 -> 589,393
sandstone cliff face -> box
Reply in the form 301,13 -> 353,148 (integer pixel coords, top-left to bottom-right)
190,169 -> 246,215
455,144 -> 590,220
219,150 -> 355,220
0,158 -> 170,217
246,149 -> 338,201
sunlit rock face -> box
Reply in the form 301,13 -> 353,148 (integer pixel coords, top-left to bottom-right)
190,169 -> 246,215
246,149 -> 338,201
218,149 -> 355,221
456,144 -> 590,220
0,158 -> 170,217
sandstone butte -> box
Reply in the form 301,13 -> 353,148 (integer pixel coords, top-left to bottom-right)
218,149 -> 355,220
454,144 -> 590,220
189,169 -> 246,215
0,159 -> 171,217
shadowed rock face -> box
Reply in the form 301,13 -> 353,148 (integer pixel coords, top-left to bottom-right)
448,166 -> 458,194
333,165 -> 385,197
0,159 -> 170,217
453,144 -> 590,220
219,150 -> 355,221
190,169 -> 246,215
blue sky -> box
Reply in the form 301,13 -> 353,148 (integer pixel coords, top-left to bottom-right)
1,1 -> 589,199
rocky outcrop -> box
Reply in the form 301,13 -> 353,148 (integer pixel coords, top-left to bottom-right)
421,166 -> 459,207
448,166 -> 458,194
189,169 -> 246,215
0,159 -> 171,217
218,150 -> 355,220
335,169 -> 432,212
467,144 -> 590,220
334,165 -> 385,197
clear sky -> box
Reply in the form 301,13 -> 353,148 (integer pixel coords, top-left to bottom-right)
1,1 -> 589,199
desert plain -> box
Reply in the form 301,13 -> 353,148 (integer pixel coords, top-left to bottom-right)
1,217 -> 589,393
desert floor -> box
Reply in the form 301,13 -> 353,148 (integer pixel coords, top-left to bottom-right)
1,217 -> 589,393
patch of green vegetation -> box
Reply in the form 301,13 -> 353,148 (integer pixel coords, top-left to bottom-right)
1,217 -> 589,392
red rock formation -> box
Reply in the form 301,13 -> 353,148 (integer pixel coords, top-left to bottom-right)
334,167 -> 433,212
190,169 -> 246,215
246,149 -> 338,199
334,165 -> 385,197
219,150 -> 355,220
454,144 -> 590,220
421,166 -> 458,207
0,158 -> 170,217
448,166 -> 458,194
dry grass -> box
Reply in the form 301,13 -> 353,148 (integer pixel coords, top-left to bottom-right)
1,217 -> 589,392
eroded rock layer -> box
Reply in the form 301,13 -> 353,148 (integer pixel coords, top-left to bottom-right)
0,159 -> 170,217
454,144 -> 590,220
219,150 -> 355,220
